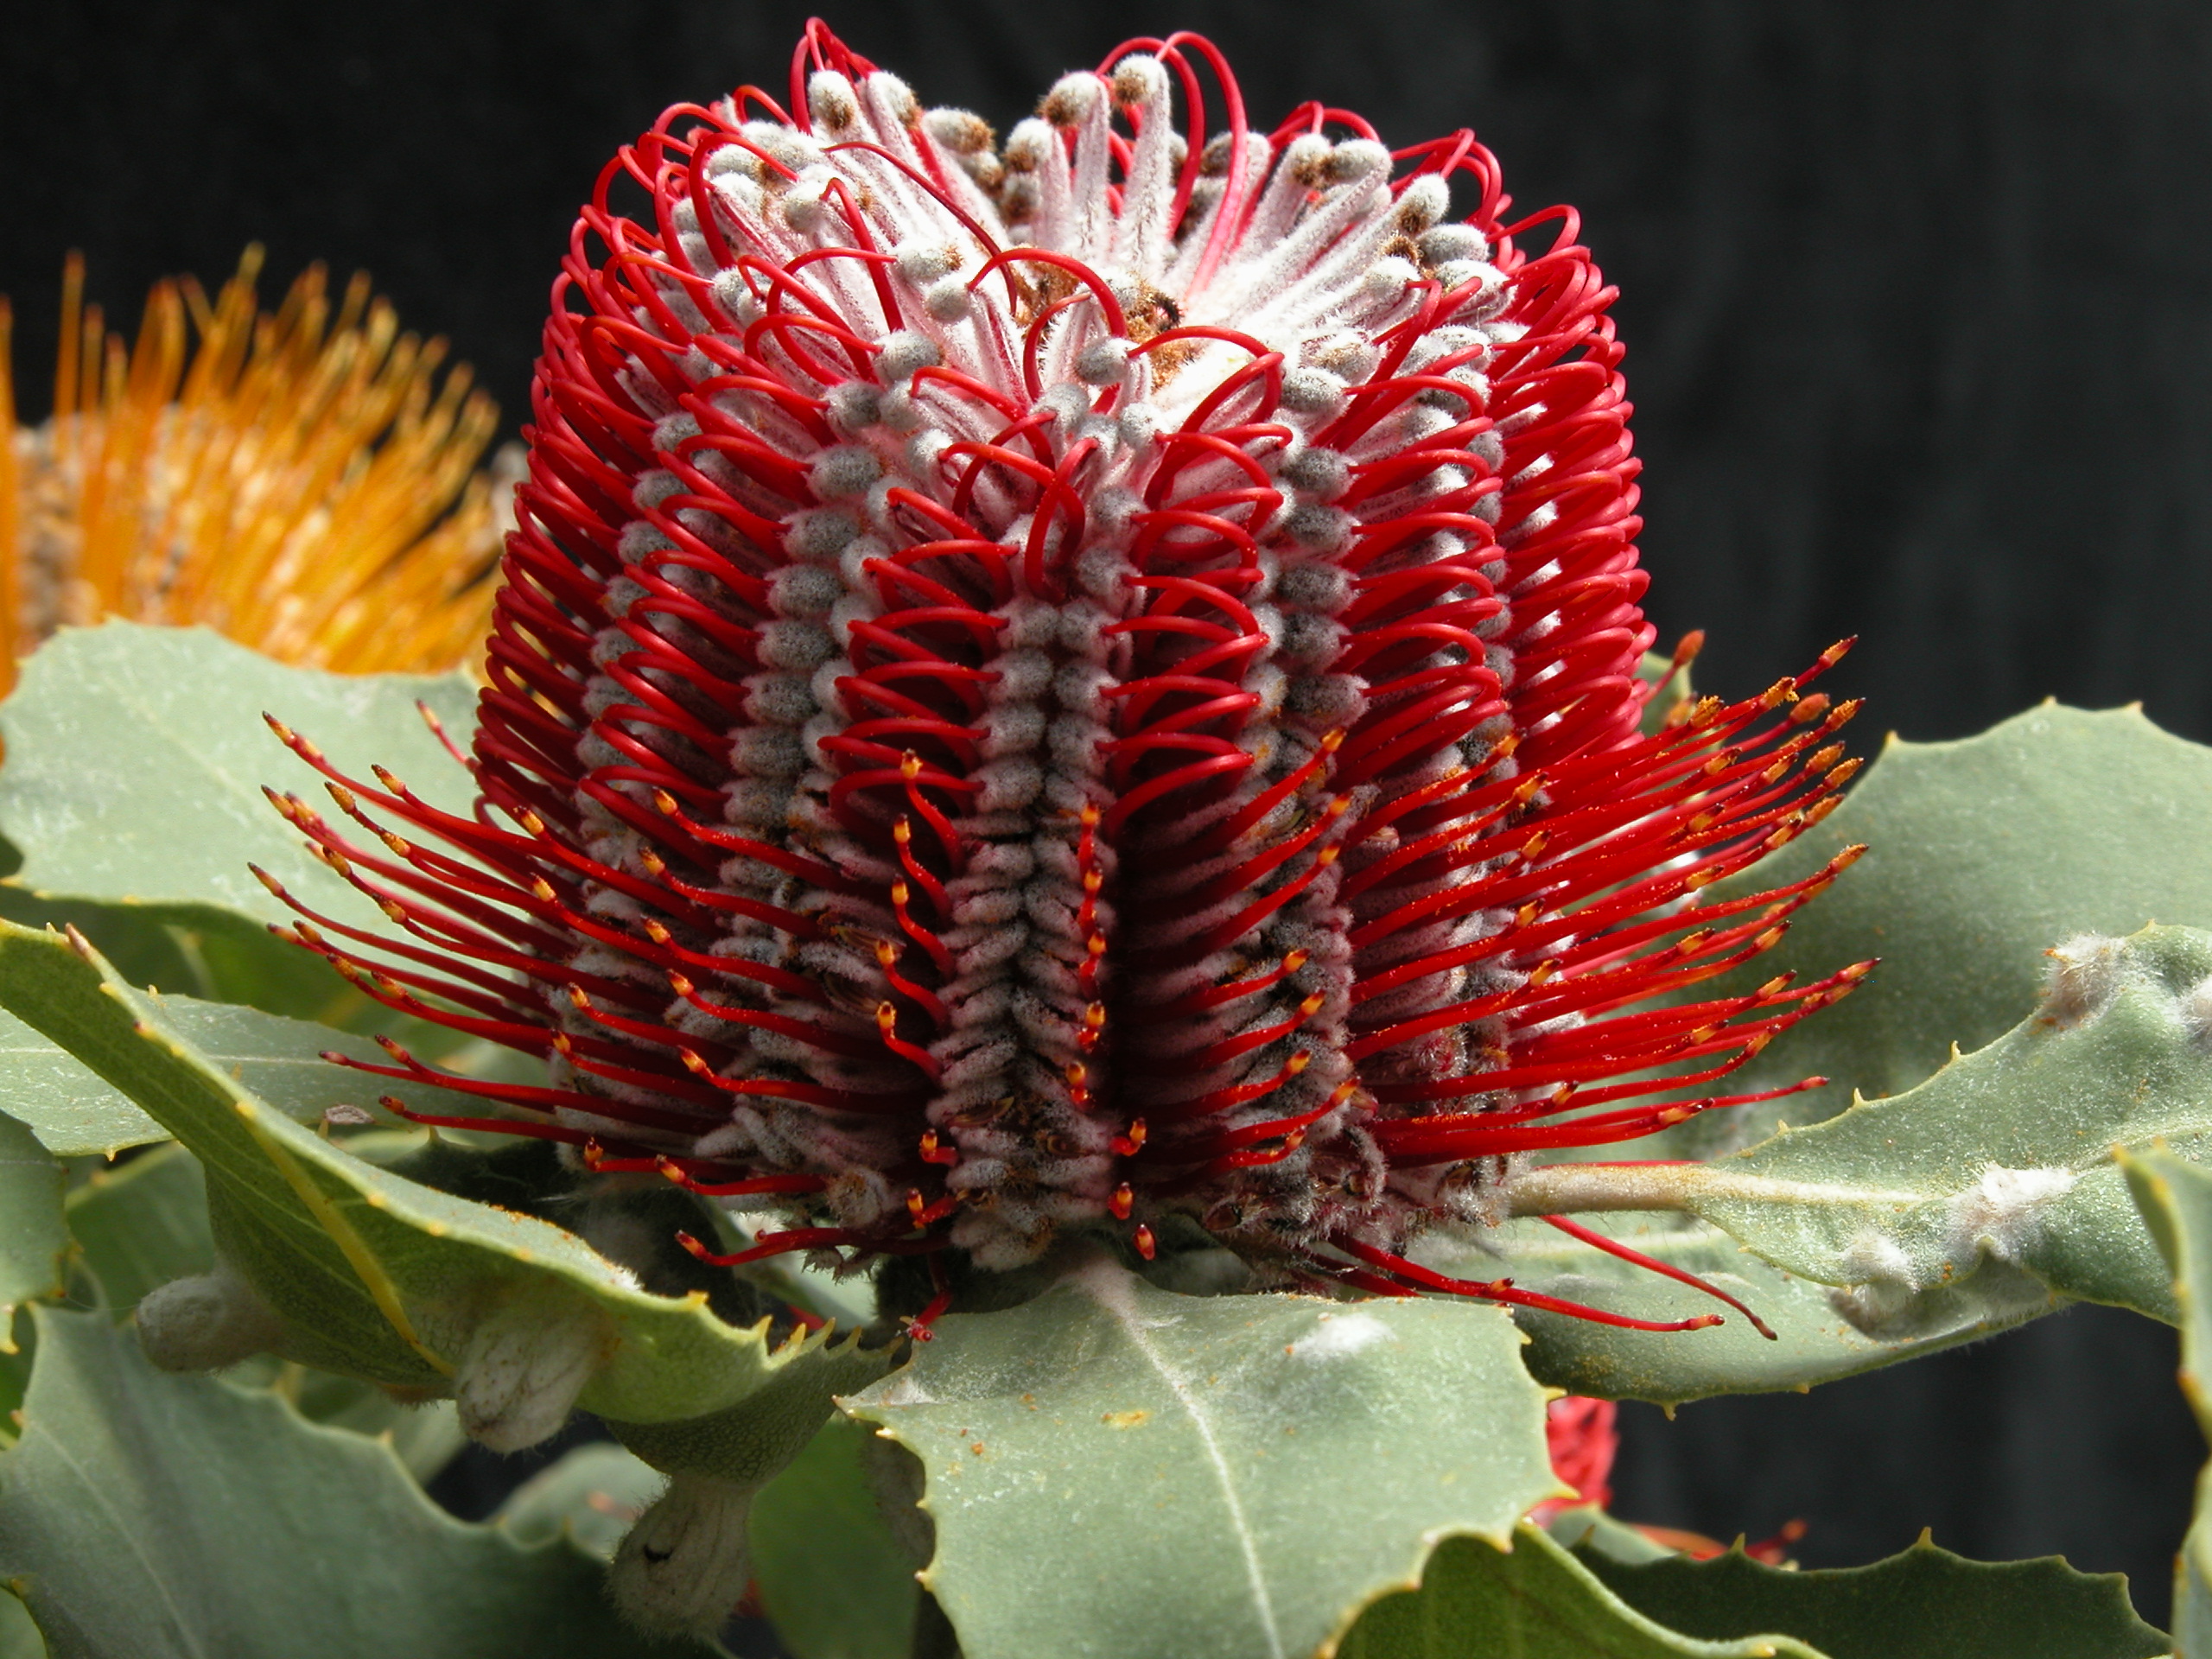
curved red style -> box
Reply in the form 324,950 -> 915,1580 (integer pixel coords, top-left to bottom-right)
259,22 -> 1870,1332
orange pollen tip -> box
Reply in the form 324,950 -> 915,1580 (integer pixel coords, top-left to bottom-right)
1317,845 -> 1340,867
377,899 -> 407,924
1285,1052 -> 1312,1076
1491,733 -> 1520,762
652,789 -> 681,816
1065,1062 -> 1088,1088
1084,1001 -> 1107,1030
644,919 -> 673,944
1283,948 -> 1310,973
640,849 -> 668,875
1834,843 -> 1869,871
1519,831 -> 1549,860
1826,759 -> 1863,786
1087,932 -> 1108,957
1752,926 -> 1787,950
1804,797 -> 1844,825
681,1049 -> 712,1076
1516,901 -> 1543,925
1083,869 -> 1103,894
676,1231 -> 713,1262
250,865 -> 283,896
893,817 -> 912,845
1790,692 -> 1832,725
1808,743 -> 1845,772
264,715 -> 296,742
379,832 -> 412,856
892,880 -> 912,906
907,1189 -> 927,1224
1327,1080 -> 1357,1107
1745,1031 -> 1775,1056
1133,1224 -> 1157,1262
875,1001 -> 899,1033
1297,991 -> 1326,1018
668,972 -> 696,996
1832,699 -> 1864,725
1511,776 -> 1545,807
1527,960 -> 1558,987
518,810 -> 547,835
329,785 -> 358,813
1550,1083 -> 1578,1107
551,1033 -> 574,1056
1325,795 -> 1351,819
531,878 -> 556,901
899,751 -> 924,780
875,940 -> 899,967
1690,696 -> 1726,727
1113,1119 -> 1148,1155
1079,802 -> 1103,826
567,986 -> 593,1012
1756,974 -> 1791,996
1109,1183 -> 1134,1220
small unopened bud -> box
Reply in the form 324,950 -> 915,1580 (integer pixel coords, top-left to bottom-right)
454,1294 -> 613,1452
609,1471 -> 760,1637
1075,335 -> 1134,385
137,1262 -> 286,1372
923,276 -> 974,322
2041,933 -> 2126,1027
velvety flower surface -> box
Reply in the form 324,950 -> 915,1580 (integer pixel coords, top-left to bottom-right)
265,22 -> 1870,1330
1,250 -> 512,686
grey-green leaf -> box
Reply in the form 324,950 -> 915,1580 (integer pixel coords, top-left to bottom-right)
751,1414 -> 920,1659
844,1258 -> 1559,1659
1512,925 -> 2212,1403
1699,703 -> 2212,1149
1494,1217 -> 2036,1404
0,621 -> 477,932
2120,1145 -> 2212,1656
0,1109 -> 63,1325
0,1305 -> 710,1659
1336,1526 -> 1828,1658
0,917 -> 887,1483
63,1143 -> 213,1312
0,994 -> 509,1158
499,1442 -> 670,1560
1574,1536 -> 2168,1659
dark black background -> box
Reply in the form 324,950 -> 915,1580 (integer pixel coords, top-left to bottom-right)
9,0 -> 2208,1630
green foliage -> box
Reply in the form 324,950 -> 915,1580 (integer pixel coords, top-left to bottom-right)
845,1260 -> 1558,1659
1337,1527 -> 1826,1658
498,1442 -> 671,1560
1510,925 -> 2212,1399
0,993 -> 518,1159
1574,1536 -> 2168,1659
1703,703 -> 2212,1144
0,1111 -> 63,1328
0,622 -> 478,940
62,1144 -> 213,1312
0,918 -> 887,1480
751,1414 -> 921,1659
0,1306 -> 710,1659
2120,1147 -> 2212,1656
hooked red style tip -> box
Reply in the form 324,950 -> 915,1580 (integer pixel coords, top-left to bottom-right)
260,22 -> 1869,1330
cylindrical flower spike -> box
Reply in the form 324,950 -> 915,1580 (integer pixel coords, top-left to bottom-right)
269,23 -> 1872,1328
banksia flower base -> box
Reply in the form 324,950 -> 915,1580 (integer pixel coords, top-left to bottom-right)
261,22 -> 1870,1332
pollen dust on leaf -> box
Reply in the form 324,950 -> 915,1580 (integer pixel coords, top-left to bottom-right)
1101,1409 -> 1149,1428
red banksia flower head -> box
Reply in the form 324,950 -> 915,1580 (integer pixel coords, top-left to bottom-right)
264,21 -> 1872,1332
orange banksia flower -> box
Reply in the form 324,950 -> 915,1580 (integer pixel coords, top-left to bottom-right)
263,22 -> 1869,1332
0,249 -> 512,688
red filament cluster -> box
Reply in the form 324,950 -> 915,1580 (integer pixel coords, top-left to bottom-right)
260,22 -> 1870,1334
